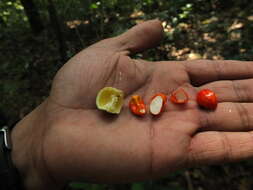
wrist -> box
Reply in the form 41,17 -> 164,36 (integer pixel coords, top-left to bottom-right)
10,100 -> 63,190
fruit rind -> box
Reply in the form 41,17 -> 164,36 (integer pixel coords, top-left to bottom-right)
170,88 -> 189,104
96,87 -> 124,114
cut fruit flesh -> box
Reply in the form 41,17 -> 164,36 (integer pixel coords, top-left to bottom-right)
150,94 -> 167,115
96,87 -> 124,114
129,95 -> 146,116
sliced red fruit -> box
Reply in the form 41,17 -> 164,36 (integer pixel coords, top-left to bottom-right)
197,89 -> 217,110
150,93 -> 167,115
129,95 -> 146,116
170,88 -> 189,104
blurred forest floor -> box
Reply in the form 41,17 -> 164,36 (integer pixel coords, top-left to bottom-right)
1,0 -> 253,190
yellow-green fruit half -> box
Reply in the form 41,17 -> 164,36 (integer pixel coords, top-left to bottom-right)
96,87 -> 124,114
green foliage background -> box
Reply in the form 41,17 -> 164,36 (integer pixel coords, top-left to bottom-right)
1,0 -> 253,189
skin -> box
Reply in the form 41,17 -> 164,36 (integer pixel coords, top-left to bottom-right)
11,20 -> 253,190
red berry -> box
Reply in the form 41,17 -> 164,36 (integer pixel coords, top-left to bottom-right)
197,89 -> 217,110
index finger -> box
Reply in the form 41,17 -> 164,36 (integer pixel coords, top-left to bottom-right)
184,60 -> 253,86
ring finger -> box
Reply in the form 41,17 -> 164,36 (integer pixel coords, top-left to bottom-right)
199,102 -> 253,132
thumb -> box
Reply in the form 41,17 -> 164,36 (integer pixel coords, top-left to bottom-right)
94,20 -> 164,53
117,19 -> 164,53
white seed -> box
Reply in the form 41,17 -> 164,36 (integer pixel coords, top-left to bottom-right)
140,109 -> 146,114
150,96 -> 163,115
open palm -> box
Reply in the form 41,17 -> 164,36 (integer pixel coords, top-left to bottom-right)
22,20 -> 253,188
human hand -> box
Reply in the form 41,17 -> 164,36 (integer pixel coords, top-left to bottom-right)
11,20 -> 253,190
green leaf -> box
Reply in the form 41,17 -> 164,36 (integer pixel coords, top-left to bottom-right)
90,3 -> 98,9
